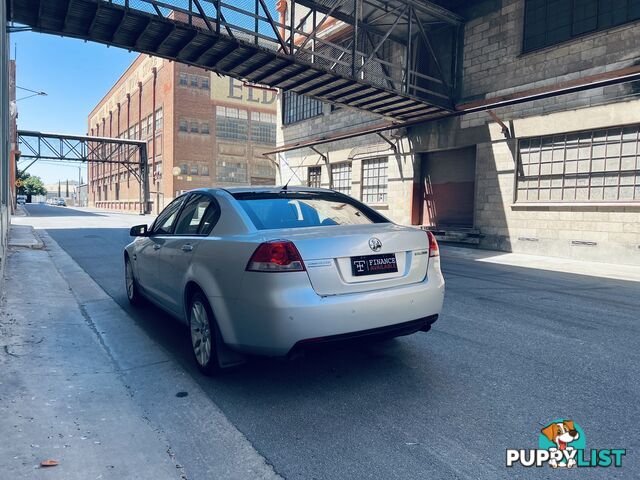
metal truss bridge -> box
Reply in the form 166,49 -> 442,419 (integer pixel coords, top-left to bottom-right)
17,130 -> 151,213
8,0 -> 462,122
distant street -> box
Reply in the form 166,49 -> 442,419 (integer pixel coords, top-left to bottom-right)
17,203 -> 640,479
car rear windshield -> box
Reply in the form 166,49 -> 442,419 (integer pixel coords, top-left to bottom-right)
232,191 -> 388,230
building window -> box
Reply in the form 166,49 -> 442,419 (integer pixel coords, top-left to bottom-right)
517,125 -> 640,202
308,166 -> 321,188
190,121 -> 199,133
202,165 -> 210,176
146,115 -> 153,137
362,158 -> 388,204
190,75 -> 198,87
179,73 -> 188,86
216,160 -> 247,183
190,165 -> 199,175
216,106 -> 248,140
179,119 -> 188,132
250,111 -> 277,144
201,77 -> 210,90
282,90 -> 323,125
155,107 -> 163,131
180,164 -> 188,175
155,134 -> 163,156
252,159 -> 276,180
201,122 -> 210,135
331,162 -> 352,195
523,0 -> 640,52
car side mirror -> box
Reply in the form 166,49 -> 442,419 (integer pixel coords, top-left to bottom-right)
130,224 -> 149,237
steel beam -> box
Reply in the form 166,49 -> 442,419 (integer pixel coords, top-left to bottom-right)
265,65 -> 640,155
17,131 -> 151,214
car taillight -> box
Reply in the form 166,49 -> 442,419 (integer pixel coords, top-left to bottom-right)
246,241 -> 306,272
426,231 -> 439,257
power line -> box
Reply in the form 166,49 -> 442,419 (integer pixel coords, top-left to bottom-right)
16,85 -> 47,102
16,85 -> 47,95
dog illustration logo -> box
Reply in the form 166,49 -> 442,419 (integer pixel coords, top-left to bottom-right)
506,418 -> 625,469
540,420 -> 580,468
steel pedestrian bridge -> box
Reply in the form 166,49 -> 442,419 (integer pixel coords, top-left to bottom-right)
8,0 -> 462,122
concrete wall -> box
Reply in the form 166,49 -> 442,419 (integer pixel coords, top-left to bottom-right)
276,0 -> 640,265
460,0 -> 640,128
0,0 -> 9,273
470,101 -> 640,265
455,0 -> 640,264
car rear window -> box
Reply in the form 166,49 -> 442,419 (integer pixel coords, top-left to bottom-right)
232,192 -> 388,230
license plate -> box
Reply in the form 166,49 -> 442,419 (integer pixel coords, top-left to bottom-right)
350,253 -> 398,277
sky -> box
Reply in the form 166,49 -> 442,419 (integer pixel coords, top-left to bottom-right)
12,32 -> 137,184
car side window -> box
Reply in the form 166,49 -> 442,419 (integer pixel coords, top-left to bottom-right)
152,196 -> 185,235
198,201 -> 221,235
174,194 -> 215,235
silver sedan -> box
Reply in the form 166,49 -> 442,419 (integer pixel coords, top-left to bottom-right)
124,187 -> 445,374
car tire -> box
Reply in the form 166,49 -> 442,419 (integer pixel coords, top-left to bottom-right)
125,257 -> 142,306
189,292 -> 221,376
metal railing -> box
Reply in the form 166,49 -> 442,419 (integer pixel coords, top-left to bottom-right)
101,0 -> 457,104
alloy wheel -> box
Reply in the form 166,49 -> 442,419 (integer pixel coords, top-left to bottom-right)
125,260 -> 135,301
190,300 -> 212,367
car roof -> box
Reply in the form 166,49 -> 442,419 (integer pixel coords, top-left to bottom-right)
188,186 -> 338,195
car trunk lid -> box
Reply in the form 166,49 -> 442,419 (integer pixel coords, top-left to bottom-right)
265,223 -> 430,296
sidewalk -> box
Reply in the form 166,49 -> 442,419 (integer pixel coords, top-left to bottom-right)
441,244 -> 640,283
0,224 -> 279,480
0,227 -> 180,479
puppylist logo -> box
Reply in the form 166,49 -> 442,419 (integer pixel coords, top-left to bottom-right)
506,419 -> 626,469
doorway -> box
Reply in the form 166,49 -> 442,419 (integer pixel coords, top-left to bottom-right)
416,147 -> 476,228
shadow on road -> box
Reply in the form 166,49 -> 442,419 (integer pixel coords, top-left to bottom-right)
25,204 -> 108,217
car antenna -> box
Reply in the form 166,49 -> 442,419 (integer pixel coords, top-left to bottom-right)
281,177 -> 291,192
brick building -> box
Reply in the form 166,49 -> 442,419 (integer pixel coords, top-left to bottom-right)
87,55 -> 277,213
276,0 -> 640,266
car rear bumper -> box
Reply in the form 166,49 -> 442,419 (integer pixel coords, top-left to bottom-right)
211,269 -> 445,356
289,314 -> 439,356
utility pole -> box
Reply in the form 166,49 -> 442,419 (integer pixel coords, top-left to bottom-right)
57,180 -> 61,197
78,166 -> 82,206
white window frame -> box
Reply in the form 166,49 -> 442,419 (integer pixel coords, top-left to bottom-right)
361,157 -> 388,204
331,162 -> 352,196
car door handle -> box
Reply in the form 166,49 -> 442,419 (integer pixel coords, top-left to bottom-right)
153,244 -> 161,250
181,244 -> 194,252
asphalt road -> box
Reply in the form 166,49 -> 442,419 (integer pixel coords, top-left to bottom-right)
24,203 -> 640,479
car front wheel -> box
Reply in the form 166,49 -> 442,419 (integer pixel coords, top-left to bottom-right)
125,257 -> 141,305
189,292 -> 221,375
